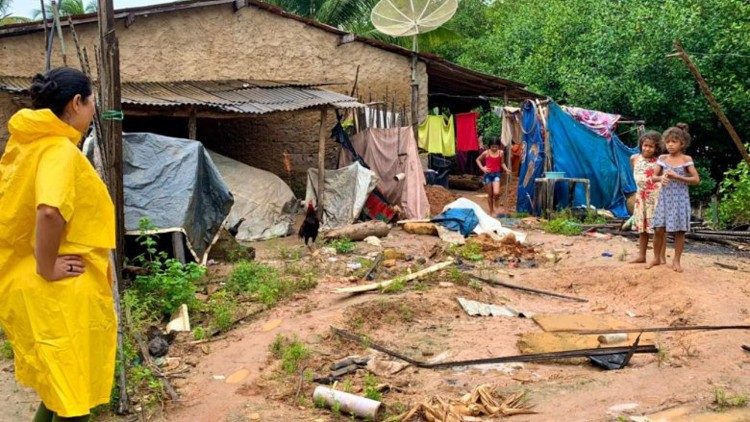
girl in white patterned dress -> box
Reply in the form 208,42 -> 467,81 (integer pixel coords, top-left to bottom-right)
647,127 -> 700,273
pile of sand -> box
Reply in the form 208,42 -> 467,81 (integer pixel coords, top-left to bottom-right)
425,185 -> 459,216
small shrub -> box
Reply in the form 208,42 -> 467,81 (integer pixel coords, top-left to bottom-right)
268,334 -> 310,374
278,246 -> 302,261
363,373 -> 382,401
207,290 -> 238,333
448,242 -> 483,261
381,277 -> 406,294
448,266 -> 469,284
227,260 -> 283,305
0,339 -> 13,360
541,217 -> 583,236
328,237 -> 355,254
192,326 -> 207,341
468,279 -> 483,291
714,388 -> 748,411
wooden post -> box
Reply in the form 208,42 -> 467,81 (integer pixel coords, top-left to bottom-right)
97,0 -> 127,413
51,1 -> 67,67
188,108 -> 197,139
671,40 -> 750,166
172,232 -> 186,263
410,35 -> 419,140
317,108 -> 328,220
40,0 -> 49,70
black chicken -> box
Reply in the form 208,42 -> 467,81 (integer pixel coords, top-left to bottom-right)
298,202 -> 320,246
228,218 -> 245,237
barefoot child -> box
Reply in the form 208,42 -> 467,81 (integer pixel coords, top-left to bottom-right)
647,127 -> 700,272
476,139 -> 511,215
630,131 -> 667,264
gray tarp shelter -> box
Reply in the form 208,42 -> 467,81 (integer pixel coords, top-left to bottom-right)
208,150 -> 299,241
84,133 -> 233,262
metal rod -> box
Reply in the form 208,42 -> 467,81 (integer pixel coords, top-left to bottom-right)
331,328 -> 657,369
470,275 -> 589,303
565,324 -> 750,335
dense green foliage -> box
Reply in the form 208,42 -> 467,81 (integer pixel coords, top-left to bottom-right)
718,160 -> 750,227
130,219 -> 205,317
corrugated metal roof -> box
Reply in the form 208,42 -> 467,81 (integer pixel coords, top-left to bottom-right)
0,0 -> 541,100
0,77 -> 363,114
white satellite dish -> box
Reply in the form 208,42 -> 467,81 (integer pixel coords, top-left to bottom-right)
370,0 -> 458,125
371,0 -> 458,38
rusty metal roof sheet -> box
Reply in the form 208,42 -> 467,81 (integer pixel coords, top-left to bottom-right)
0,77 -> 363,114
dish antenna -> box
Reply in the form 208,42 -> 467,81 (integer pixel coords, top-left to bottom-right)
370,0 -> 458,126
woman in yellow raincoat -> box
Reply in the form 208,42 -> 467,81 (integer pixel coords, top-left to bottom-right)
0,68 -> 116,421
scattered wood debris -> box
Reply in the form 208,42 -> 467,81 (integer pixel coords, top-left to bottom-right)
384,385 -> 535,421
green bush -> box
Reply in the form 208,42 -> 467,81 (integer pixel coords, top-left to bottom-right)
227,260 -> 317,306
719,160 -> 750,227
131,219 -> 205,317
207,290 -> 238,332
269,334 -> 310,374
690,163 -> 717,203
327,237 -> 355,254
541,217 -> 583,236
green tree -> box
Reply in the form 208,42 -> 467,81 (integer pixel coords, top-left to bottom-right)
32,0 -> 97,19
0,0 -> 31,25
264,0 -> 462,51
452,0 -> 749,181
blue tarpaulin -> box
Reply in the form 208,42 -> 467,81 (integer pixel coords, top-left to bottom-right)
546,102 -> 638,218
432,208 -> 479,237
516,100 -> 546,214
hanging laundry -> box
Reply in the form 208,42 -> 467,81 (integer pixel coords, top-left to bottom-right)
418,114 -> 456,157
455,112 -> 480,152
510,143 -> 523,176
562,106 -> 621,139
456,150 -> 482,175
500,107 -> 522,147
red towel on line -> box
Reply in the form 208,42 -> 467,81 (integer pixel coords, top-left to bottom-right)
455,112 -> 480,152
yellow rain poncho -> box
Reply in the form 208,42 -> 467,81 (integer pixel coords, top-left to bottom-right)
0,109 -> 116,417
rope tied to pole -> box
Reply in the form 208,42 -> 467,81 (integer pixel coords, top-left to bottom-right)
101,110 -> 124,121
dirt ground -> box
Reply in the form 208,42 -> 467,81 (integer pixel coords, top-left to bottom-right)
2,189 -> 749,422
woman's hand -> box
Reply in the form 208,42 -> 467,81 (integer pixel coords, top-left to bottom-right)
37,255 -> 85,281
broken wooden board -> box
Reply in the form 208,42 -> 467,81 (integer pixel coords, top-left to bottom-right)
517,332 -> 656,354
532,313 -> 634,332
335,260 -> 454,294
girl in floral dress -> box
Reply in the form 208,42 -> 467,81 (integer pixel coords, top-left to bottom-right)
630,131 -> 666,263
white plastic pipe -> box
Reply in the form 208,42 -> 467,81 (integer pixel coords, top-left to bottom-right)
597,333 -> 628,344
313,386 -> 383,420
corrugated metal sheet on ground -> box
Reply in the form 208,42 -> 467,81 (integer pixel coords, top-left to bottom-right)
0,77 -> 362,114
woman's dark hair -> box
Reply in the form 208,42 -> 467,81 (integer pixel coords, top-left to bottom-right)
30,67 -> 92,117
489,138 -> 501,147
676,122 -> 689,134
663,126 -> 691,149
639,130 -> 662,154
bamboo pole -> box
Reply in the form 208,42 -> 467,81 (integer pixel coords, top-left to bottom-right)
317,108 -> 329,220
50,1 -> 67,67
670,40 -> 750,166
